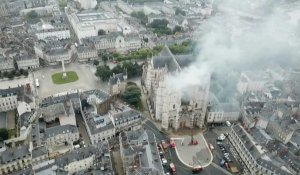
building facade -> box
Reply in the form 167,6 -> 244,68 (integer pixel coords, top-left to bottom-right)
0,86 -> 24,112
77,45 -> 97,62
44,125 -> 79,147
66,7 -> 117,41
228,124 -> 292,175
0,55 -> 14,71
82,32 -> 141,53
207,103 -> 240,123
34,41 -> 72,65
142,46 -> 209,130
15,53 -> 39,70
108,73 -> 127,96
35,28 -> 70,40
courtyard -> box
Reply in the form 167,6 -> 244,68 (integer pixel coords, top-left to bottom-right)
33,63 -> 108,98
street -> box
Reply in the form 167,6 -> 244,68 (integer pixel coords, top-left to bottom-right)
75,113 -> 91,145
143,120 -> 232,175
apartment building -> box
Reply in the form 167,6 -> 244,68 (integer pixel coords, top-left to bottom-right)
15,52 -> 39,70
66,7 -> 117,41
0,55 -> 14,71
108,73 -> 127,96
55,141 -> 114,174
228,124 -> 293,175
207,103 -> 240,123
0,86 -> 24,112
0,145 -> 31,175
119,129 -> 164,175
77,45 -> 97,62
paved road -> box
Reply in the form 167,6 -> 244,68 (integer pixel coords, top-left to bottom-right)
75,113 -> 91,145
143,120 -> 231,175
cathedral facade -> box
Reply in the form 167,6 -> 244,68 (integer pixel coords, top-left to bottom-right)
142,46 -> 209,130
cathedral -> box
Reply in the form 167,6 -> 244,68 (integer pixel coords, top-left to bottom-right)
142,46 -> 210,130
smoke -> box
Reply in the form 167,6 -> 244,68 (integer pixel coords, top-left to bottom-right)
167,0 -> 300,101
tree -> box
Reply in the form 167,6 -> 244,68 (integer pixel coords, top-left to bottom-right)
112,65 -> 123,74
26,10 -> 39,19
23,70 -> 29,77
173,25 -> 182,33
131,11 -> 148,25
7,71 -> 15,79
102,54 -> 109,63
175,8 -> 186,16
122,84 -> 141,106
58,0 -> 68,8
98,29 -> 106,36
123,62 -> 142,78
19,69 -> 25,75
0,128 -> 9,141
93,60 -> 99,66
95,65 -> 112,81
150,19 -> 169,28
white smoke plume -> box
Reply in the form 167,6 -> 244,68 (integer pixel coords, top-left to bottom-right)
167,0 -> 300,96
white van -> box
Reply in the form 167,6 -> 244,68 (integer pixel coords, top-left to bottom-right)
35,78 -> 39,87
226,121 -> 231,127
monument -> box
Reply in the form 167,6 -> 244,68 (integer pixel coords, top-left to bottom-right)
62,60 -> 67,79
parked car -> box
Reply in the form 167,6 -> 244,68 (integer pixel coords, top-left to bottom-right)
192,165 -> 203,174
161,157 -> 168,165
170,139 -> 176,148
226,121 -> 231,127
217,142 -> 222,145
170,163 -> 176,174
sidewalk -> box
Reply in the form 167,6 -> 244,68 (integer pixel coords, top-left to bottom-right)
173,133 -> 213,168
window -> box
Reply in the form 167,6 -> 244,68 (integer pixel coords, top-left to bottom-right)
173,104 -> 175,109
195,103 -> 198,108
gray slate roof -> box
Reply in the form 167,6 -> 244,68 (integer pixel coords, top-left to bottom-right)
152,45 -> 195,72
0,86 -> 24,98
109,73 -> 124,85
0,145 -> 30,164
44,125 -> 78,140
32,146 -> 48,159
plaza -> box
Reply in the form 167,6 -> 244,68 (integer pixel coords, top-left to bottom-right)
173,133 -> 213,168
33,63 -> 108,98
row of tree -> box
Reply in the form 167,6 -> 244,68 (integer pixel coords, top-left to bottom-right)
169,40 -> 195,54
0,69 -> 29,79
131,11 -> 148,25
98,45 -> 163,63
95,62 -> 142,81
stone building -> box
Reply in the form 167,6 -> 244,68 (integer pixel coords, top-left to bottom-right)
55,141 -> 114,174
108,73 -> 127,96
119,129 -> 164,175
0,145 -> 31,175
65,7 -> 117,41
82,32 -> 142,53
0,55 -> 14,71
77,45 -> 97,62
228,124 -> 294,175
15,52 -> 39,70
142,46 -> 209,130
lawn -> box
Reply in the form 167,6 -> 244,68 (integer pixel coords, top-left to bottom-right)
52,71 -> 79,84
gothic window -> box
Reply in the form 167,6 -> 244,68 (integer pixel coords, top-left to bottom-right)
173,104 -> 175,109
